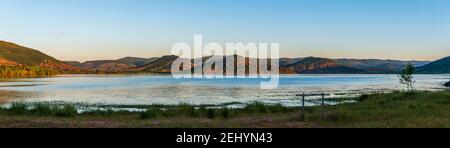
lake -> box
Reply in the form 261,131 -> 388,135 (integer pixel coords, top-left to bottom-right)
0,74 -> 448,106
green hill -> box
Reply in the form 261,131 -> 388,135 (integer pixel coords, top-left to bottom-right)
416,56 -> 450,74
139,55 -> 179,73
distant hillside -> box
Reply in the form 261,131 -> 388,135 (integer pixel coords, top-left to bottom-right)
282,57 -> 366,74
117,57 -> 158,67
138,55 -> 179,73
416,56 -> 450,74
2,40 -> 436,74
66,57 -> 158,72
336,59 -> 429,74
278,57 -> 428,74
0,41 -> 78,71
68,55 -> 429,74
279,58 -> 304,66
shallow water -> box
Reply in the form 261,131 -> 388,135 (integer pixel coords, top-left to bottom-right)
0,74 -> 448,106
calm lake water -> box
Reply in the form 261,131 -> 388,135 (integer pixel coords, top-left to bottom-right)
0,74 -> 448,106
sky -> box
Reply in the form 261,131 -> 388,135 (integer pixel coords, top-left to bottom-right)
1,0 -> 450,62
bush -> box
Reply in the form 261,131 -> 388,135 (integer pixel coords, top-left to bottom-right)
54,105 -> 77,117
7,102 -> 28,115
34,103 -> 54,116
244,102 -> 269,113
176,104 -> 199,117
358,94 -> 370,101
140,108 -> 159,119
206,109 -> 216,119
221,108 -> 230,119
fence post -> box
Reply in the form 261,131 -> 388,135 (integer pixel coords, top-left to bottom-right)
301,93 -> 305,121
321,93 -> 325,120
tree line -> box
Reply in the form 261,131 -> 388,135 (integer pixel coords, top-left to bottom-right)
0,66 -> 59,78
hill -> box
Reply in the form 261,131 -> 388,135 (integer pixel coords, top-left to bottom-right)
336,59 -> 429,74
416,56 -> 450,74
65,57 -> 158,72
0,41 -> 77,71
2,40 -> 436,74
67,55 -> 429,74
138,55 -> 180,73
282,57 -> 367,74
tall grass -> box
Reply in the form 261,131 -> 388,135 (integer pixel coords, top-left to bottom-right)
2,90 -> 449,127
302,90 -> 450,125
1,102 -> 78,117
1,101 -> 296,119
54,105 -> 77,117
137,102 -> 295,120
7,102 -> 28,115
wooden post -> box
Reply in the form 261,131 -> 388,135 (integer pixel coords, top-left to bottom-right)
322,93 -> 325,105
301,93 -> 305,121
321,93 -> 325,120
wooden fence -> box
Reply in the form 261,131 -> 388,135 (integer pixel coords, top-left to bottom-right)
296,93 -> 331,121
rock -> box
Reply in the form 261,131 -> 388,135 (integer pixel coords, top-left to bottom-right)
444,81 -> 450,87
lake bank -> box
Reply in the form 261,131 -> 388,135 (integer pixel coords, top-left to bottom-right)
0,90 -> 449,128
0,74 -> 448,106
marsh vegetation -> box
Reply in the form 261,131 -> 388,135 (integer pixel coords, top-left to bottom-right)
0,90 -> 449,128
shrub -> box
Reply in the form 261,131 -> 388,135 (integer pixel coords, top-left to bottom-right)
7,102 -> 28,115
54,105 -> 77,117
221,108 -> 230,119
244,102 -> 268,113
206,109 -> 216,119
140,108 -> 158,119
33,103 -> 54,116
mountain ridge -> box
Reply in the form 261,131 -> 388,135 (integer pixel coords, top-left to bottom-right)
0,40 -> 78,71
65,55 -> 432,74
416,56 -> 450,74
3,40 -> 449,74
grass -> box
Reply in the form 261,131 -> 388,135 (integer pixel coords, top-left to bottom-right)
137,102 -> 294,120
4,103 -> 77,117
0,90 -> 449,128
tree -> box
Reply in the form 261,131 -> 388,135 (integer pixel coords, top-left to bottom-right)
399,63 -> 416,92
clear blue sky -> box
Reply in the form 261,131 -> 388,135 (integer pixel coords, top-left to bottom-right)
1,0 -> 449,61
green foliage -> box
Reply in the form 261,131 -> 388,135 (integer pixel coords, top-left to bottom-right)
221,107 -> 230,119
0,66 -> 58,78
2,102 -> 77,117
243,102 -> 290,114
301,91 -> 450,126
399,63 -> 416,92
54,105 -> 78,117
34,103 -> 54,116
206,109 -> 217,119
7,102 -> 28,115
1,91 -> 450,127
244,102 -> 269,113
140,108 -> 159,119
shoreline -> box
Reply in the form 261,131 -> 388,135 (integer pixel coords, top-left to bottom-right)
0,74 -> 448,107
1,73 -> 450,78
0,90 -> 19,103
0,90 -> 449,128
0,90 -> 32,103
